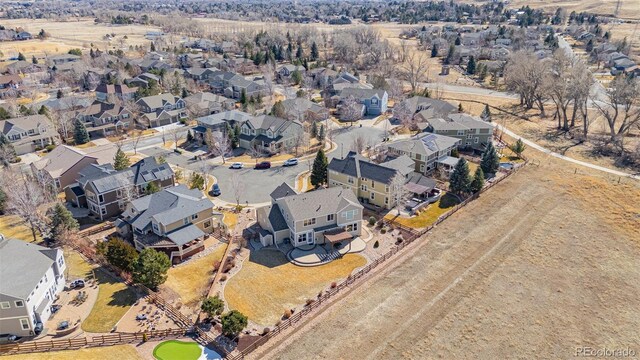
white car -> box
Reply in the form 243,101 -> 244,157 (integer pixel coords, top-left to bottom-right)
230,162 -> 243,169
283,158 -> 299,167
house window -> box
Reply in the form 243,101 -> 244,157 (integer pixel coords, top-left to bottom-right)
98,194 -> 104,203
15,300 -> 24,307
303,218 -> 316,226
370,192 -> 375,200
342,209 -> 357,220
183,217 -> 190,225
348,177 -> 354,184
420,164 -> 425,172
204,220 -> 212,228
20,319 -> 30,330
327,214 -> 335,222
415,154 -> 421,161
58,257 -> 64,267
152,222 -> 160,233
467,134 -> 473,139
345,222 -> 358,232
457,130 -> 465,136
385,197 -> 389,205
371,180 -> 375,187
474,137 -> 479,143
191,214 -> 198,220
360,185 -> 367,192
371,98 -> 378,104
100,207 -> 107,215
0,302 -> 10,309
385,185 -> 389,192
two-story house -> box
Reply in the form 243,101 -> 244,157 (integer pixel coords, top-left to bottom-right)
328,152 -> 414,210
0,236 -> 65,337
256,183 -> 363,248
276,64 -> 306,83
424,113 -> 494,150
136,93 -> 187,128
66,157 -> 175,220
95,83 -> 138,102
0,115 -> 57,155
238,115 -> 304,154
385,133 -> 461,174
121,185 -> 223,263
184,92 -> 236,117
399,96 -> 458,121
280,98 -> 329,123
339,88 -> 388,117
78,101 -> 133,137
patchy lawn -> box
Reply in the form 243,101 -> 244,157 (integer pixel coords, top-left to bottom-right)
221,211 -> 238,230
1,345 -> 142,360
386,193 -> 460,229
0,215 -> 40,243
162,246 -> 226,307
81,269 -> 138,333
74,142 -> 96,149
64,249 -> 94,280
225,250 -> 367,326
228,153 -> 293,164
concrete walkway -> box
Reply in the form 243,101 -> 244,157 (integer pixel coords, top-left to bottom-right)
496,124 -> 640,180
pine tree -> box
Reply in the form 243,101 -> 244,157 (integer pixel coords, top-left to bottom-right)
32,56 -> 38,64
186,130 -> 194,142
310,122 -> 317,139
431,44 -> 438,58
296,44 -> 303,59
455,36 -> 461,46
49,202 -> 79,243
145,181 -> 160,195
56,89 -> 63,99
467,56 -> 476,75
132,248 -> 170,290
449,158 -> 471,195
317,124 -> 325,141
113,148 -> 130,170
17,52 -> 25,61
310,149 -> 328,188
509,138 -> 527,158
150,41 -> 156,52
480,142 -> 500,175
310,41 -> 319,60
73,118 -> 90,145
480,104 -> 491,122
38,105 -> 48,115
240,89 -> 247,105
458,103 -> 464,112
470,167 -> 485,193
585,39 -> 593,52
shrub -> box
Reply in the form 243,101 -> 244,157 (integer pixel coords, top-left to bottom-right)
262,327 -> 270,335
368,216 -> 376,226
376,220 -> 384,228
11,157 -> 21,163
220,275 -> 227,282
142,333 -> 148,342
34,146 -> 43,151
305,299 -> 313,306
373,240 -> 379,248
283,309 -> 292,319
275,320 -> 282,326
330,282 -> 337,289
380,228 -> 387,234
317,291 -> 323,298
213,261 -> 221,271
45,144 -> 56,152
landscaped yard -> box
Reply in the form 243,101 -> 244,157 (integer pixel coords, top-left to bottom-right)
221,210 -> 238,230
1,345 -> 142,360
81,269 -> 138,333
162,246 -> 226,307
153,340 -> 201,360
63,249 -> 94,280
386,193 -> 460,229
0,215 -> 40,243
225,250 -> 367,326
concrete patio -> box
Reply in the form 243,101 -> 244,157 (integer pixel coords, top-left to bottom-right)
287,238 -> 367,267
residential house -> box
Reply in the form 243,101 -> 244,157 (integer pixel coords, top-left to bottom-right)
461,32 -> 483,46
385,133 -> 461,174
78,101 -> 133,137
4,61 -> 47,76
400,96 -> 457,121
193,110 -> 252,141
0,236 -> 65,337
95,83 -> 138,102
239,115 -> 304,154
67,157 -> 175,220
256,183 -> 363,248
339,88 -> 388,117
121,185 -> 223,263
328,152 -> 414,209
0,115 -> 57,155
0,75 -> 22,90
423,113 -> 494,150
308,67 -> 339,88
612,57 -> 637,75
276,64 -> 306,83
126,72 -> 160,89
48,54 -> 81,66
31,144 -> 118,190
184,67 -> 217,83
184,92 -> 236,117
209,71 -> 266,101
136,93 -> 187,128
280,98 -> 329,122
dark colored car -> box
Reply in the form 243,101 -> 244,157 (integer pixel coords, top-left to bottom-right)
254,161 -> 271,169
211,183 -> 221,196
34,322 -> 43,335
69,279 -> 85,289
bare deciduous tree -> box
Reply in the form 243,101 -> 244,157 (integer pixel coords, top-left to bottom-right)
0,170 -> 51,242
504,50 -> 548,114
403,52 -> 430,93
592,76 -> 640,152
204,129 -> 232,164
339,95 -> 363,122
389,173 -> 409,215
230,173 -> 245,207
393,99 -> 415,130
351,134 -> 367,154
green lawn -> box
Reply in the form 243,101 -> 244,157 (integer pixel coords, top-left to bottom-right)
81,269 -> 138,333
386,193 -> 460,229
153,340 -> 201,360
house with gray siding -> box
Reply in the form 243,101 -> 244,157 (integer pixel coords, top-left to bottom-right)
339,88 -> 388,116
385,133 -> 461,174
239,115 -> 304,154
423,113 -> 494,150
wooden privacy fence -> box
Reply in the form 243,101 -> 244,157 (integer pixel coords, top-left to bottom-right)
0,328 -> 188,356
225,160 -> 527,360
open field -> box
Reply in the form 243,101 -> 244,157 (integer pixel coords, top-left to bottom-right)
162,246 -> 226,307
225,250 -> 367,326
81,269 -> 138,333
1,345 -> 142,360
498,0 -> 640,20
0,215 -> 40,243
257,146 -> 640,359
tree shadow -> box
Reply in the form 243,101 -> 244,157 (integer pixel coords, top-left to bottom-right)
247,249 -> 289,269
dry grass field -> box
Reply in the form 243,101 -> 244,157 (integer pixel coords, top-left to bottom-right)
0,215 -> 41,243
1,345 -> 142,360
501,0 -> 640,19
256,145 -> 640,360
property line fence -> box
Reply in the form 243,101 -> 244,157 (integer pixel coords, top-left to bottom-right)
224,158 -> 528,360
0,328 -> 189,356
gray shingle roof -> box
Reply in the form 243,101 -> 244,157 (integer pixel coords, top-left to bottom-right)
0,238 -> 61,299
340,87 -> 387,99
328,152 -> 400,184
263,204 -> 288,231
279,185 -> 362,222
166,224 -> 206,246
197,110 -> 252,126
387,133 -> 461,157
270,183 -> 297,200
131,157 -> 174,186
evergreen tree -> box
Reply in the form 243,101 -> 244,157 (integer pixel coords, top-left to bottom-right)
189,173 -> 205,190
240,89 -> 247,105
310,121 -> 317,139
480,104 -> 491,122
150,41 -> 156,52
201,296 -> 225,317
181,88 -> 188,98
470,167 -> 485,193
291,70 -> 303,85
103,237 -> 138,272
458,103 -> 464,112
271,101 -> 285,117
132,248 -> 171,290
49,203 -> 79,242
431,44 -> 438,58
221,310 -> 248,337
310,41 -> 319,60
145,181 -> 160,195
509,138 -> 527,158
38,105 -> 48,115
73,118 -> 90,145
32,55 -> 38,64
0,188 -> 6,214
310,149 -> 328,188
449,158 -> 472,195
17,52 -> 25,61
186,129 -> 194,143
113,148 -> 130,170
317,124 -> 325,141
480,142 -> 500,175
296,44 -> 303,59
467,56 -> 476,75
0,107 -> 11,120
455,36 -> 461,46
56,89 -> 63,99
444,44 -> 455,64
585,39 -> 594,52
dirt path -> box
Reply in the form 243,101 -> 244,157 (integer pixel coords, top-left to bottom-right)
255,163 -> 640,360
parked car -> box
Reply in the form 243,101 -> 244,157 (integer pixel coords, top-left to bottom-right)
254,161 -> 271,169
211,183 -> 221,196
69,279 -> 85,289
34,322 -> 43,335
136,314 -> 148,321
283,158 -> 299,167
230,162 -> 243,169
0,334 -> 18,343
